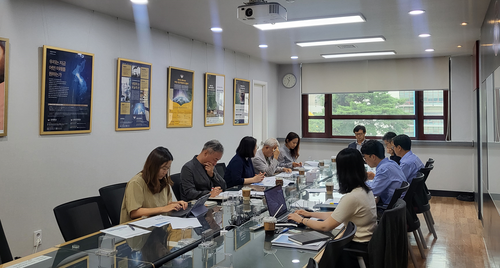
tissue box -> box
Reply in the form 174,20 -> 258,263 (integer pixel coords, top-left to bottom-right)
306,170 -> 319,182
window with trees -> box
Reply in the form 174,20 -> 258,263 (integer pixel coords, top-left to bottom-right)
302,90 -> 448,140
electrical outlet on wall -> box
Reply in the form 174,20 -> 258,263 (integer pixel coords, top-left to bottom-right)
33,230 -> 42,247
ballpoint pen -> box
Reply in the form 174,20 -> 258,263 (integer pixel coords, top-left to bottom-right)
280,228 -> 289,234
127,224 -> 135,231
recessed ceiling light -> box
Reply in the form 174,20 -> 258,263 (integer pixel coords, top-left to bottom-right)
322,51 -> 396,59
291,56 -> 299,59
461,22 -> 468,26
130,0 -> 148,4
409,10 -> 425,15
254,15 -> 365,31
296,36 -> 385,47
292,260 -> 300,264
210,27 -> 223,33
419,34 -> 431,38
259,44 -> 268,48
457,45 -> 462,48
425,49 -> 435,52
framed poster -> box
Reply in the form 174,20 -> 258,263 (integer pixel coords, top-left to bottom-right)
115,58 -> 152,131
205,73 -> 225,126
40,46 -> 94,135
167,67 -> 194,128
0,38 -> 9,137
233,78 -> 250,125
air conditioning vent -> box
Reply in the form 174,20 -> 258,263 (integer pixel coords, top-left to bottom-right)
337,45 -> 357,49
269,4 -> 279,14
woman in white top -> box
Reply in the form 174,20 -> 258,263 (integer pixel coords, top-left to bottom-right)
289,148 -> 377,267
277,132 -> 302,168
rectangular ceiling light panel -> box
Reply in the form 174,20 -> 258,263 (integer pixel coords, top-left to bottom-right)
254,15 -> 365,30
297,36 -> 385,47
321,51 -> 396,58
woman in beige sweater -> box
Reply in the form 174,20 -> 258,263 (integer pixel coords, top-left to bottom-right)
120,147 -> 188,223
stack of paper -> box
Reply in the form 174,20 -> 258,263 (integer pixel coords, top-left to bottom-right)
271,234 -> 327,251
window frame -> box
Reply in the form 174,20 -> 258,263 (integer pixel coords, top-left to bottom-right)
301,90 -> 449,140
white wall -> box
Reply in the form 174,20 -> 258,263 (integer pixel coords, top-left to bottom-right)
278,55 -> 476,192
277,64 -> 302,138
451,56 -> 475,141
0,0 -> 278,257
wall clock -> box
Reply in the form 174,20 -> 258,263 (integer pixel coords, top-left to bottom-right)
282,73 -> 297,88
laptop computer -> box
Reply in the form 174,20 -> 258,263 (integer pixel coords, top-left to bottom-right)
168,193 -> 210,218
264,185 -> 294,223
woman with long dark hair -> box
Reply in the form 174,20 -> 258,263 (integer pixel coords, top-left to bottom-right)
288,148 -> 377,243
223,136 -> 265,188
120,147 -> 188,223
278,132 -> 302,168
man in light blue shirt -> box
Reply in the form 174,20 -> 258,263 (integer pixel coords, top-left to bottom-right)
361,140 -> 406,209
392,134 -> 424,184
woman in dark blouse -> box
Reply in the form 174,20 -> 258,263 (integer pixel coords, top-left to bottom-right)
223,136 -> 265,188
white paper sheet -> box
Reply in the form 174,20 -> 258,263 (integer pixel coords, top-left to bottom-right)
100,224 -> 151,239
305,188 -> 326,193
252,177 -> 294,187
290,199 -> 317,209
161,216 -> 202,229
5,256 -> 52,268
304,161 -> 319,167
130,215 -> 171,228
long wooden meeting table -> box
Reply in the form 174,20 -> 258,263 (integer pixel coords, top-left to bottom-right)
1,168 -> 338,268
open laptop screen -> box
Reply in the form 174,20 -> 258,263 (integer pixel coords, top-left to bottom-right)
264,186 -> 287,218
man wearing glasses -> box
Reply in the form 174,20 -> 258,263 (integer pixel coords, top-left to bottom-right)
348,125 -> 368,152
361,140 -> 406,210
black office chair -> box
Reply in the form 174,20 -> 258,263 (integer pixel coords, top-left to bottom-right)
414,165 -> 437,239
386,181 -> 410,210
215,162 -> 226,178
99,182 -> 127,226
306,222 -> 356,268
54,196 -> 112,242
0,220 -> 13,264
346,199 -> 408,268
170,173 -> 182,201
424,158 -> 434,168
403,172 -> 427,260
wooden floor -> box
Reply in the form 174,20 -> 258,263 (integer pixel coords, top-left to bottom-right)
408,196 -> 491,268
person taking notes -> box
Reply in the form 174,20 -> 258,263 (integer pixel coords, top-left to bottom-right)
120,147 -> 188,223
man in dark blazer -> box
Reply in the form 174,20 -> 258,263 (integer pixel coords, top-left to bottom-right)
348,125 -> 368,152
180,140 -> 227,201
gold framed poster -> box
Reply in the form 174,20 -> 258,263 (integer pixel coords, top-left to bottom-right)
205,73 -> 225,126
0,37 -> 9,137
167,67 -> 194,128
233,78 -> 250,125
115,58 -> 152,131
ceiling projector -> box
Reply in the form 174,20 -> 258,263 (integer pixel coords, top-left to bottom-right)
237,1 -> 287,25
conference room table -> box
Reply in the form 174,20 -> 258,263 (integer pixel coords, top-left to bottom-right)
1,166 -> 339,268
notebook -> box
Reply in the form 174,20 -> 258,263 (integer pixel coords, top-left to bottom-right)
288,231 -> 331,245
264,185 -> 293,222
271,234 -> 327,251
168,193 -> 210,218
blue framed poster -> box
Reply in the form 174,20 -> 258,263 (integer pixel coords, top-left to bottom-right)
40,45 -> 94,135
115,58 -> 152,131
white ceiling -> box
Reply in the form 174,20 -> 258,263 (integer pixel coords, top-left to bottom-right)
58,0 -> 490,64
